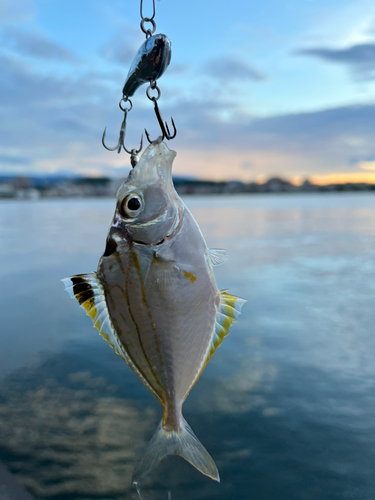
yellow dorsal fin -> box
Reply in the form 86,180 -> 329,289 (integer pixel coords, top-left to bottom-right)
207,290 -> 246,364
184,290 -> 246,400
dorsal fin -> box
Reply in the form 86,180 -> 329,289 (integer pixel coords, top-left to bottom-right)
183,290 -> 246,400
62,273 -> 162,401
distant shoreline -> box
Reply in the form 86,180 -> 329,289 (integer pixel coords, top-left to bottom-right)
1,175 -> 375,200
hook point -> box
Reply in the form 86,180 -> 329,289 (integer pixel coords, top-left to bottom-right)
145,128 -> 152,143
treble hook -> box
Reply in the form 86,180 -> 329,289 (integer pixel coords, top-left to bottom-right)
145,96 -> 177,143
102,99 -> 143,167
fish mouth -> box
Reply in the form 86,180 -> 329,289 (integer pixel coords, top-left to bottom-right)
133,237 -> 165,246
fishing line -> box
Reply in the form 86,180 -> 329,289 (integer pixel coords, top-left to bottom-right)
133,481 -> 172,499
133,481 -> 144,499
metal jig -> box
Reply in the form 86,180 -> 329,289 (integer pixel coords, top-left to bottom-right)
102,99 -> 143,168
145,84 -> 177,142
122,34 -> 172,98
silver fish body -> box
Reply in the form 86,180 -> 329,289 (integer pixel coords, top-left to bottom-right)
122,34 -> 172,98
63,140 -> 245,482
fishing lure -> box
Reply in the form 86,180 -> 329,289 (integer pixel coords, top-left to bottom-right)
102,2 -> 175,165
122,33 -> 172,98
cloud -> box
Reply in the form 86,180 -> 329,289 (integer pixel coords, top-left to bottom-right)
1,27 -> 78,62
173,96 -> 375,151
168,63 -> 191,76
100,43 -> 138,66
348,154 -> 375,165
0,154 -> 30,165
296,43 -> 375,79
0,52 -> 118,173
99,28 -> 141,65
358,161 -> 375,170
0,53 -> 104,113
241,161 -> 252,170
168,98 -> 375,180
1,48 -> 375,181
204,57 -> 266,83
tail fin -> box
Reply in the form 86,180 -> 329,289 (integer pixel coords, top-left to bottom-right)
133,418 -> 219,482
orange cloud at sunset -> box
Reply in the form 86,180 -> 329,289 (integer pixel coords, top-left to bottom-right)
358,162 -> 375,171
310,172 -> 375,185
173,148 -> 320,183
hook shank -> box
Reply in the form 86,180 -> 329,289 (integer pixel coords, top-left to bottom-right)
102,108 -> 143,166
145,97 -> 177,143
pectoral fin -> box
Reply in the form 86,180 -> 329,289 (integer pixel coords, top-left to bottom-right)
209,248 -> 228,266
146,251 -> 181,288
149,264 -> 181,287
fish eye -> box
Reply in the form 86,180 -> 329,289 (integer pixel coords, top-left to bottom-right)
121,193 -> 144,218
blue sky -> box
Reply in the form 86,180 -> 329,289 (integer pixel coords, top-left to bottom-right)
1,0 -> 375,183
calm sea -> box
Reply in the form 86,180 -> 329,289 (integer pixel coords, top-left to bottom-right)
0,193 -> 375,500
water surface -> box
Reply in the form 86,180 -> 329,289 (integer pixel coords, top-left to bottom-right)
0,193 -> 374,499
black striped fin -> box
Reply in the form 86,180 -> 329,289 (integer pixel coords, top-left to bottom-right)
62,273 -> 163,401
62,273 -> 126,359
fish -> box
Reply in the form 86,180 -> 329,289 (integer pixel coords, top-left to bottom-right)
122,34 -> 172,98
62,139 -> 246,482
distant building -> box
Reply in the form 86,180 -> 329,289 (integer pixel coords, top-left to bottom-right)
301,179 -> 319,192
0,183 -> 15,198
15,188 -> 40,200
261,177 -> 295,192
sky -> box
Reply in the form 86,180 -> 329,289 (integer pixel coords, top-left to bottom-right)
1,0 -> 375,183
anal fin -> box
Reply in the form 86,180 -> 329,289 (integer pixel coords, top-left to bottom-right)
62,273 -> 163,403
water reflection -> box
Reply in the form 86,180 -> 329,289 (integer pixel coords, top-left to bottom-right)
0,347 -> 154,498
1,194 -> 375,499
0,342 -> 277,499
1,340 -> 375,500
